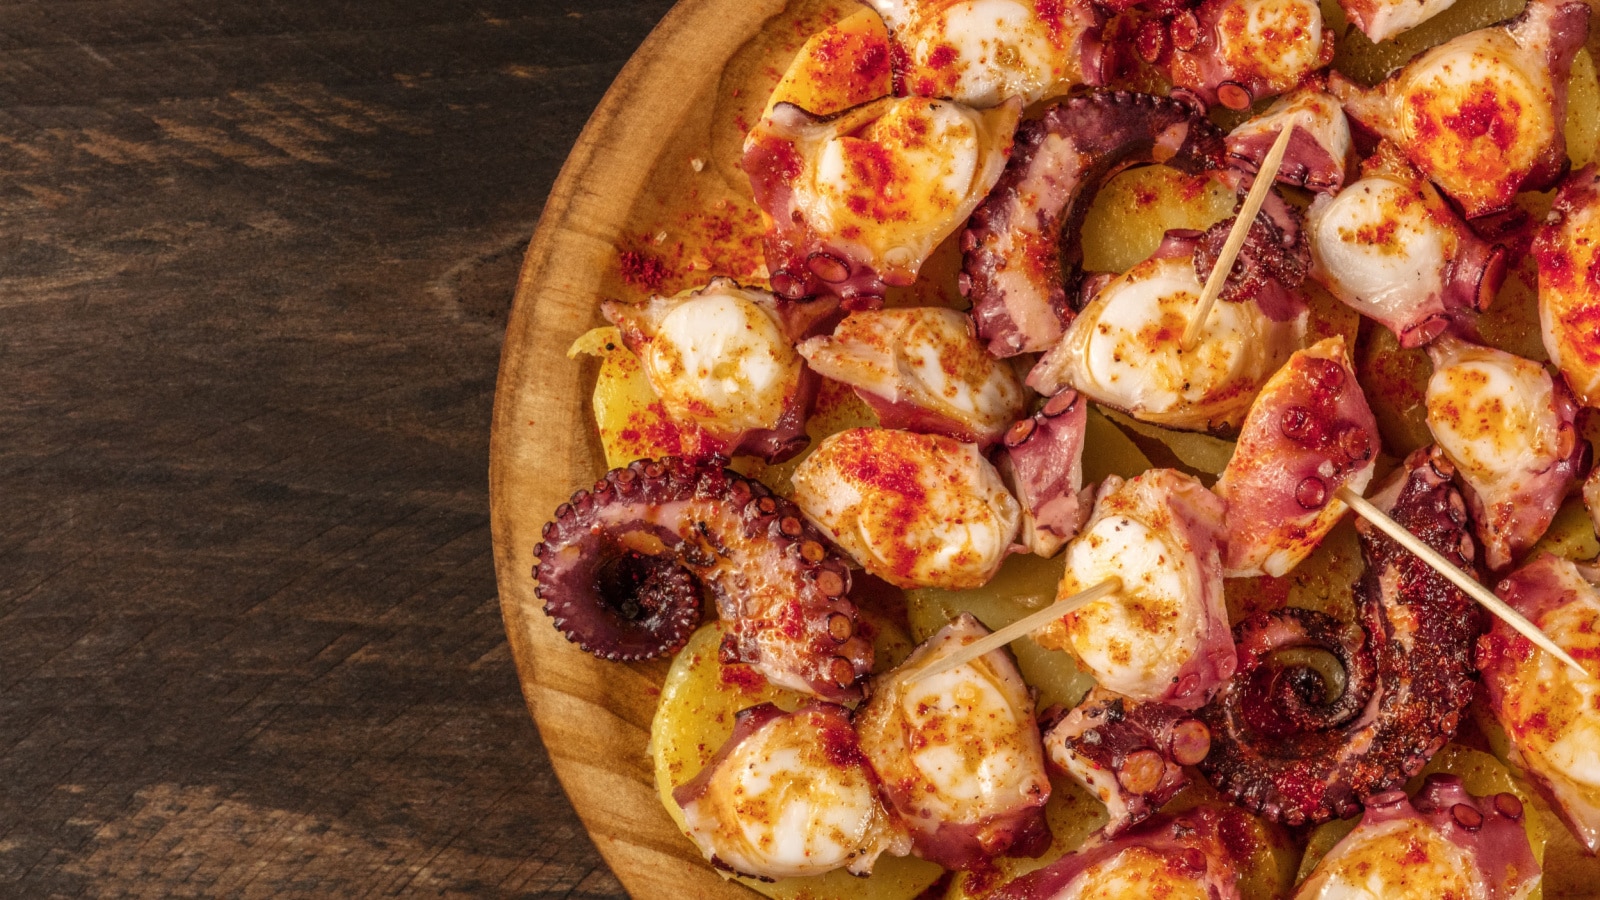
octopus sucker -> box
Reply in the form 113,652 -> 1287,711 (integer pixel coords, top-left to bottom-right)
959,89 -> 1225,358
1294,774 -> 1540,899
532,456 -> 873,701
1198,447 -> 1485,826
1330,0 -> 1590,219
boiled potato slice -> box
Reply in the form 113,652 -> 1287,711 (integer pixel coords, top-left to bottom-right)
651,620 -> 941,900
1526,496 -> 1600,564
1080,166 -> 1238,275
569,327 -> 687,468
764,8 -> 892,117
1568,50 -> 1600,169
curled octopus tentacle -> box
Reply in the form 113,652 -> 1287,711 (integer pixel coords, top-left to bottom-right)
960,90 -> 1225,357
532,456 -> 873,702
1198,447 -> 1485,825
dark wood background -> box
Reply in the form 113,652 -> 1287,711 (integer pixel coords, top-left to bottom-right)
0,1 -> 674,895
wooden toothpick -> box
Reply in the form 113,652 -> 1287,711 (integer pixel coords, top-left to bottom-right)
1336,485 -> 1589,679
901,577 -> 1122,685
1181,123 -> 1297,351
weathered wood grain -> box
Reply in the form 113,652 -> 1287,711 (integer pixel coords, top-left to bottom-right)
0,0 -> 671,896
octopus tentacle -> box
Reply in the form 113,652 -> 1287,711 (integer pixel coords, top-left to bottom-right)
1044,687 -> 1213,835
532,456 -> 873,701
960,90 -> 1225,357
1198,447 -> 1485,825
999,388 -> 1090,558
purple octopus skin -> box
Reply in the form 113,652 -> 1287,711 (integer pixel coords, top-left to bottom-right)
1198,446 -> 1486,826
1044,687 -> 1213,836
960,90 -> 1224,358
999,389 -> 1091,558
991,806 -> 1244,900
1225,85 -> 1352,194
532,456 -> 873,702
1301,775 -> 1540,899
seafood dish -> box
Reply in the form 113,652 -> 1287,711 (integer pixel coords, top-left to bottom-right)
520,0 -> 1600,895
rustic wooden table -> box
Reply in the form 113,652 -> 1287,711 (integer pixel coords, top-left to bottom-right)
0,1 -> 671,895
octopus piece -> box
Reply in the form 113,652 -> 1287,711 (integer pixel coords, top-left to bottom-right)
791,427 -> 1021,589
532,457 -> 874,701
1225,86 -> 1352,193
1194,174 -> 1311,317
999,388 -> 1091,557
1478,553 -> 1600,853
673,702 -> 912,879
865,0 -> 1107,108
1034,469 -> 1235,709
1294,774 -> 1540,899
1028,229 -> 1307,433
1537,164 -> 1600,407
797,306 -> 1027,446
1165,0 -> 1333,111
1426,336 -> 1585,572
1329,0 -> 1590,219
960,90 -> 1225,357
743,96 -> 1021,307
1338,0 -> 1459,41
991,806 -> 1245,900
856,613 -> 1052,869
1215,336 -> 1380,578
1199,447 -> 1485,825
602,278 -> 816,462
1307,150 -> 1508,348
1044,687 -> 1213,835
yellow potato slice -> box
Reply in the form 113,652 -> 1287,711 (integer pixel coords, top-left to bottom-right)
905,551 -> 1096,712
1080,166 -> 1239,275
569,326 -> 687,468
764,8 -> 893,118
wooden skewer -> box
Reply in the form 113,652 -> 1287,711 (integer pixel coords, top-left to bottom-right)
1181,123 -> 1297,351
1335,485 -> 1589,679
902,577 -> 1122,685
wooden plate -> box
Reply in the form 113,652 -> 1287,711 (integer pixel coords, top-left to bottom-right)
490,1 -> 1600,896
489,2 -> 854,896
